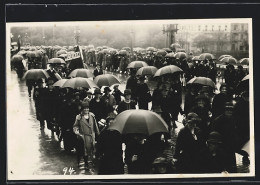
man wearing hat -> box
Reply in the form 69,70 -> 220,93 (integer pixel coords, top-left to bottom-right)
126,69 -> 138,101
116,89 -> 136,114
136,76 -> 151,110
101,87 -> 116,117
210,101 -> 239,173
93,64 -> 103,77
174,112 -> 204,173
82,89 -> 93,105
112,84 -> 123,105
33,78 -> 45,129
46,64 -> 60,82
89,88 -> 107,127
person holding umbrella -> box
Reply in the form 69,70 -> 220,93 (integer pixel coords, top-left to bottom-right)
101,87 -> 116,117
93,64 -> 103,77
89,88 -> 107,128
73,102 -> 100,170
33,79 -> 45,130
136,76 -> 151,110
116,89 -> 137,114
126,69 -> 138,101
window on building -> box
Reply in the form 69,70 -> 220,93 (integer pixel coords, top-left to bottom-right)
241,34 -> 244,40
225,25 -> 227,31
234,25 -> 237,30
232,44 -> 235,51
212,25 -> 214,31
242,25 -> 244,31
198,25 -> 201,31
240,46 -> 244,51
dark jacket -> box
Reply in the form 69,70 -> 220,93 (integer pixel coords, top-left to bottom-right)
96,129 -> 124,175
210,114 -> 239,173
93,68 -> 103,77
174,125 -> 204,173
117,100 -> 136,114
126,76 -> 138,99
89,98 -> 107,122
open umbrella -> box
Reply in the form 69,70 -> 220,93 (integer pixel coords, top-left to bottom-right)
146,47 -> 157,52
220,57 -> 238,65
136,66 -> 158,76
199,53 -> 216,60
11,55 -> 23,62
23,69 -> 50,80
69,69 -> 94,78
192,56 -> 200,61
62,77 -> 98,89
239,58 -> 249,65
127,61 -> 148,69
48,58 -> 66,64
94,74 -> 121,88
58,54 -> 67,61
176,48 -> 186,52
122,47 -> 131,52
119,50 -> 128,55
35,50 -> 43,58
108,110 -> 168,136
235,74 -> 249,94
162,48 -> 172,53
165,53 -> 175,58
56,50 -> 67,56
175,52 -> 188,60
154,65 -> 183,77
218,55 -> 232,61
187,77 -> 216,88
170,43 -> 181,49
53,79 -> 68,87
156,50 -> 167,56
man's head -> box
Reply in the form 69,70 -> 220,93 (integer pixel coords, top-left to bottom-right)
185,112 -> 201,130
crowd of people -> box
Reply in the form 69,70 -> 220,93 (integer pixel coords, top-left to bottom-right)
11,44 -> 250,175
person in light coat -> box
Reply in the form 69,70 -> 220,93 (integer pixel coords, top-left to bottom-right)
73,102 -> 100,168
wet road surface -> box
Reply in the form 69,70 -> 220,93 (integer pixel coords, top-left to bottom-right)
7,69 -> 249,179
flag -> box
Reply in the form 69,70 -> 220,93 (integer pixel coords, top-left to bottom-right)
67,45 -> 84,71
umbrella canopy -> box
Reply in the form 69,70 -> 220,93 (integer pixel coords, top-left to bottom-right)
170,43 -> 181,49
11,55 -> 23,62
220,57 -> 238,65
108,110 -> 168,136
69,69 -> 94,78
136,66 -> 158,76
156,50 -> 167,56
35,50 -> 43,58
239,58 -> 249,65
62,77 -> 98,89
199,53 -> 216,60
146,47 -> 157,52
122,47 -> 131,52
103,49 -> 110,54
154,65 -> 183,77
23,69 -> 50,80
218,55 -> 232,61
48,58 -> 66,64
94,74 -> 121,88
56,50 -> 67,56
58,54 -> 67,61
242,74 -> 249,81
236,75 -> 249,94
127,61 -> 148,69
187,77 -> 216,88
162,48 -> 172,53
165,53 -> 175,58
192,56 -> 200,61
175,52 -> 188,60
119,50 -> 128,55
53,79 -> 68,87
